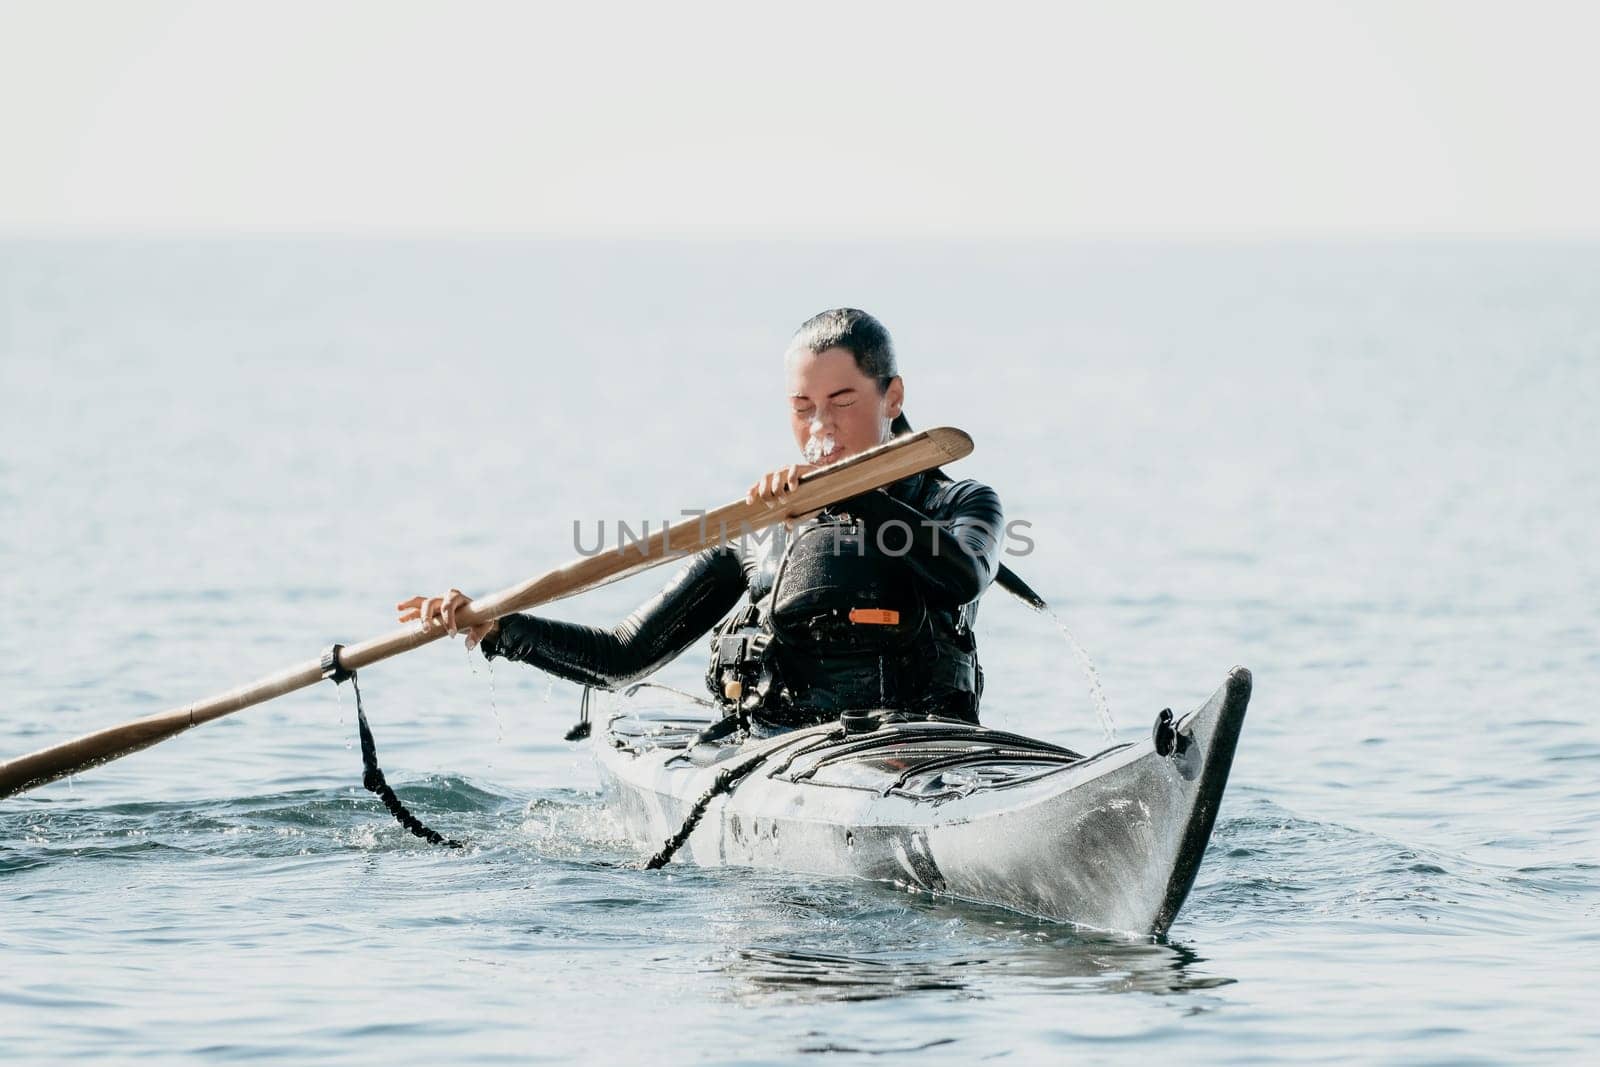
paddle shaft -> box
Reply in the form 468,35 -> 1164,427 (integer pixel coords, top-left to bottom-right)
0,428 -> 974,800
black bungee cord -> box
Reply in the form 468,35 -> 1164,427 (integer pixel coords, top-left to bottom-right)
641,747 -> 772,870
322,644 -> 462,849
643,726 -> 843,870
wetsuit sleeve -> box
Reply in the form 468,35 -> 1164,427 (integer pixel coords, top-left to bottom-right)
844,480 -> 1004,607
477,546 -> 747,689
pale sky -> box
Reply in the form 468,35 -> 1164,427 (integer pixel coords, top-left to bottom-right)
3,0 -> 1598,237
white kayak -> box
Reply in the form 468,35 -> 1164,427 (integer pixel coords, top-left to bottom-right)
594,667 -> 1251,936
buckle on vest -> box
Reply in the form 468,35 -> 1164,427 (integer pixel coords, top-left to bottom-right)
716,630 -> 769,668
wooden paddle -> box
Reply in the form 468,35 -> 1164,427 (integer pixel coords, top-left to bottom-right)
0,427 -> 974,800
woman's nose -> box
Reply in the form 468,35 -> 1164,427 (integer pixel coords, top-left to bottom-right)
809,412 -> 830,434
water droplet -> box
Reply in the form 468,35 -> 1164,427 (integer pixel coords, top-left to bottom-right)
803,433 -> 837,464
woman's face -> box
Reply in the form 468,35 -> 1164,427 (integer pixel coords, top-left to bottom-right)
786,346 -> 905,464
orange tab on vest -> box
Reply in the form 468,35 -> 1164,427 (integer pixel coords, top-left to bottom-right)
848,608 -> 901,626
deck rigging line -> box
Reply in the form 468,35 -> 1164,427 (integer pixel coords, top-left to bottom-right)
642,727 -> 843,870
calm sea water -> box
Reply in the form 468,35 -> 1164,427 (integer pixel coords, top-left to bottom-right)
2,239 -> 1596,1063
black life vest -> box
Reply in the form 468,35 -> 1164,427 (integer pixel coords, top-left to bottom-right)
767,516 -> 928,655
707,512 -> 982,723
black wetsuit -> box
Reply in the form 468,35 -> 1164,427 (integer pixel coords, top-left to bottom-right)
479,471 -> 1004,724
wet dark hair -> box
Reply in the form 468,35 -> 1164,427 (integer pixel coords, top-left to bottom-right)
787,308 -> 911,436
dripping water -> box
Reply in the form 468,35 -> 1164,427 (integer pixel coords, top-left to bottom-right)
335,682 -> 351,750
1039,606 -> 1116,740
467,646 -> 503,746
487,660 -> 500,743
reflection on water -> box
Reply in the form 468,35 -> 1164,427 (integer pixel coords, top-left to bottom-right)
720,936 -> 1232,1004
699,882 -> 1235,1005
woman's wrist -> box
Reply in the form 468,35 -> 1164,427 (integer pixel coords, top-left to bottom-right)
476,618 -> 504,657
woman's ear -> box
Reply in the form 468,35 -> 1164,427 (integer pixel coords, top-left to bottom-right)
884,376 -> 905,418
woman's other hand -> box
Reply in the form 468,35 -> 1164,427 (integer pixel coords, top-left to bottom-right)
396,588 -> 499,650
745,462 -> 820,506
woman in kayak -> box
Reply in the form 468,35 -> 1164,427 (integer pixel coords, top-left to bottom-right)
397,308 -> 1005,726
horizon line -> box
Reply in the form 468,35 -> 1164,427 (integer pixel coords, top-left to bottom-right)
5,226 -> 1600,245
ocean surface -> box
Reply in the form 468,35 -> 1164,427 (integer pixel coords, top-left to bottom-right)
1,239 -> 1596,1063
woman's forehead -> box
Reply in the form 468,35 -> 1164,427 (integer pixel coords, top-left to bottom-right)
786,346 -> 869,394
